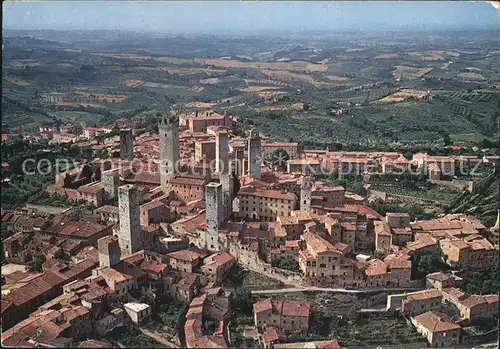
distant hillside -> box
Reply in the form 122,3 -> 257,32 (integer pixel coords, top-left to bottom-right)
447,162 -> 499,226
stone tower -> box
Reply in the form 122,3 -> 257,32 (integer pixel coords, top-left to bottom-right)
248,129 -> 262,179
220,173 -> 233,220
102,168 -> 120,201
205,182 -> 223,251
216,129 -> 229,174
158,112 -> 180,190
300,175 -> 313,212
97,235 -> 121,268
118,184 -> 143,256
216,129 -> 233,219
119,128 -> 134,161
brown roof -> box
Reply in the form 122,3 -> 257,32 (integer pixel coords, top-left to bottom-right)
140,200 -> 166,211
406,289 -> 442,302
168,249 -> 203,262
95,205 -> 119,215
170,174 -> 208,186
238,186 -> 296,201
374,220 -> 391,236
365,259 -> 387,276
414,311 -> 460,332
426,272 -> 454,282
302,232 -> 339,254
253,299 -> 310,318
77,181 -> 104,194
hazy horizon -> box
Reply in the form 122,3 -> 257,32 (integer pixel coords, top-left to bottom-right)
3,1 -> 500,34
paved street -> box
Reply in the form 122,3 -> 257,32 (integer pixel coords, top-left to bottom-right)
251,286 -> 423,295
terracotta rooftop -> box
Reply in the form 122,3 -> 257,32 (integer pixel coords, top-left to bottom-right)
365,259 -> 387,276
253,299 -> 310,318
95,205 -> 119,217
170,174 -> 208,186
168,249 -> 203,262
238,186 -> 296,201
426,272 -> 455,282
414,311 -> 460,332
77,181 -> 104,194
374,221 -> 392,236
302,232 -> 339,255
406,289 -> 442,301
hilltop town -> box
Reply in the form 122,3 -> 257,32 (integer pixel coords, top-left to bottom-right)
1,15 -> 500,349
1,106 -> 499,349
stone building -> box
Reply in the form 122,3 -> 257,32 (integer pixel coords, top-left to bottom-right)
253,299 -> 310,332
411,311 -> 460,348
159,112 -> 180,190
118,184 -> 143,256
170,174 -> 210,203
102,169 -> 121,201
248,129 -> 262,179
300,175 -> 313,212
205,182 -> 223,251
236,187 -> 297,221
97,235 -> 121,268
119,128 -> 134,161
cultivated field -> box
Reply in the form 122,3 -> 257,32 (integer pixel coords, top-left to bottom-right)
184,102 -> 218,109
123,80 -> 145,87
5,76 -> 30,86
240,86 -> 283,93
393,65 -> 434,79
457,72 -> 485,81
261,69 -> 328,86
326,75 -> 350,82
375,53 -> 400,59
255,102 -> 304,112
377,89 -> 429,103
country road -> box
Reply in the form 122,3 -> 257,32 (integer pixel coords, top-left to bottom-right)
251,286 -> 423,295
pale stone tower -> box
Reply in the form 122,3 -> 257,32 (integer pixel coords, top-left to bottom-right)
248,129 -> 262,179
158,112 -> 180,190
300,175 -> 313,212
205,182 -> 223,251
118,184 -> 143,256
102,168 -> 120,201
216,129 -> 229,174
97,236 -> 121,268
119,128 -> 134,161
216,129 -> 233,219
220,173 -> 233,220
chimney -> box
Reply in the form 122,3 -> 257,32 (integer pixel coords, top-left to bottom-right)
195,111 -> 198,118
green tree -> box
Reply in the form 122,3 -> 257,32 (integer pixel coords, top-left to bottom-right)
416,252 -> 449,278
232,287 -> 253,316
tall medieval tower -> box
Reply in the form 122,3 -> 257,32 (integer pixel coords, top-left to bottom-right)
205,182 -> 223,251
118,184 -> 143,256
300,175 -> 313,212
248,129 -> 262,179
216,129 -> 233,220
158,112 -> 180,190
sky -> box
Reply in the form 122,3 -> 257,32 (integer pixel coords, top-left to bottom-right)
3,1 -> 499,34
